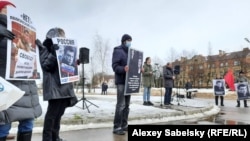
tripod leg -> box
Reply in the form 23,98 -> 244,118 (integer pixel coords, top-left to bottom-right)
83,101 -> 90,113
84,99 -> 99,108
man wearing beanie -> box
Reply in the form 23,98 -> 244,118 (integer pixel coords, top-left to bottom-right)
112,34 -> 132,135
0,1 -> 42,141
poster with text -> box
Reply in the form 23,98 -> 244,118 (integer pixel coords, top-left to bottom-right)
52,37 -> 79,84
5,7 -> 41,80
213,79 -> 226,96
124,48 -> 143,95
234,82 -> 250,100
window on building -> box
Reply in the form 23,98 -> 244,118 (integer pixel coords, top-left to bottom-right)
234,61 -> 240,66
225,62 -> 228,66
220,63 -> 224,67
199,65 -> 203,69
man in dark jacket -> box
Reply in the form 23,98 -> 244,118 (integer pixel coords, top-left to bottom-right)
185,79 -> 192,99
235,71 -> 248,107
163,62 -> 175,105
0,2 -> 42,141
36,28 -> 77,141
112,34 -> 132,135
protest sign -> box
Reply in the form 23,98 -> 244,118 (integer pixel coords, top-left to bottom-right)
6,7 -> 41,80
52,37 -> 79,84
124,48 -> 143,95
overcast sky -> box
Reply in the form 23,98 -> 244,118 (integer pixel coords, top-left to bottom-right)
11,0 -> 250,64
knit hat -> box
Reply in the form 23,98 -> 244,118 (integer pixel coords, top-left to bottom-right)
0,1 -> 16,10
121,34 -> 132,43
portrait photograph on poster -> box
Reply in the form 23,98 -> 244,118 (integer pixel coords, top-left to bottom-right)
235,82 -> 250,100
213,79 -> 226,96
124,48 -> 143,95
52,37 -> 79,84
6,6 -> 41,80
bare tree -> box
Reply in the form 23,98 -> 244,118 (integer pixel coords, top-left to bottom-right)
166,47 -> 178,63
92,33 -> 111,82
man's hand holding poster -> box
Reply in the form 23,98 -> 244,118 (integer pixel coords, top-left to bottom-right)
124,48 -> 143,95
6,6 -> 41,80
52,37 -> 79,84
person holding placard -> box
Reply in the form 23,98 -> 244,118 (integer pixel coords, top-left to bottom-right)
0,1 -> 42,141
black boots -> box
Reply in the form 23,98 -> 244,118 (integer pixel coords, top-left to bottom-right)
215,96 -> 218,105
220,96 -> 224,106
143,101 -> 154,106
215,96 -> 224,106
244,100 -> 248,108
236,100 -> 248,108
0,136 -> 6,141
17,131 -> 32,141
236,100 -> 240,107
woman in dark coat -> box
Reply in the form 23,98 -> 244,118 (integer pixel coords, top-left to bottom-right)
0,2 -> 42,141
36,27 -> 77,141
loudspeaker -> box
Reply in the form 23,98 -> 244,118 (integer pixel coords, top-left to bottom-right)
174,65 -> 180,75
79,47 -> 89,64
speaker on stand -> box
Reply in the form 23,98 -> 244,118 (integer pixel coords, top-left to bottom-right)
76,47 -> 99,113
173,65 -> 185,105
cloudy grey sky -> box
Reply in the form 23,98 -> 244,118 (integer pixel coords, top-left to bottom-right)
11,0 -> 250,63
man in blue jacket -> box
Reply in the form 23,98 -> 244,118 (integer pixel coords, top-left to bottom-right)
112,34 -> 132,135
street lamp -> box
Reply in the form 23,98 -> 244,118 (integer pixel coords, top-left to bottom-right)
244,38 -> 250,43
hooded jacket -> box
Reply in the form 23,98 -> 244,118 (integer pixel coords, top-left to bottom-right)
0,14 -> 42,124
39,34 -> 76,101
142,62 -> 154,87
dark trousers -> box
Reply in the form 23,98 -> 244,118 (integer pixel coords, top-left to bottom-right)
42,98 -> 70,141
215,96 -> 224,106
237,99 -> 248,107
113,85 -> 131,130
164,87 -> 172,104
186,92 -> 192,99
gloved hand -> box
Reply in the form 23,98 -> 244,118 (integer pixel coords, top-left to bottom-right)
35,39 -> 45,51
76,59 -> 81,65
0,24 -> 15,40
50,44 -> 59,56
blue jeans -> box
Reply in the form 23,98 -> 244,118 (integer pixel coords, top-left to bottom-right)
143,86 -> 151,102
113,85 -> 131,130
164,87 -> 172,104
0,119 -> 34,137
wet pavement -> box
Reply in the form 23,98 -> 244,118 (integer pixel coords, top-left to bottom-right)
7,98 -> 250,141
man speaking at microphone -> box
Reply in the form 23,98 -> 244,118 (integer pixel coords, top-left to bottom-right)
163,62 -> 175,105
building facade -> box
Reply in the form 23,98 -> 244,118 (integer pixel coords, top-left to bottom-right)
172,48 -> 250,88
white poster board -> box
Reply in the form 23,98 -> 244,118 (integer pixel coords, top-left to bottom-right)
6,7 -> 41,80
0,77 -> 25,111
213,79 -> 226,96
52,37 -> 79,84
234,82 -> 250,100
